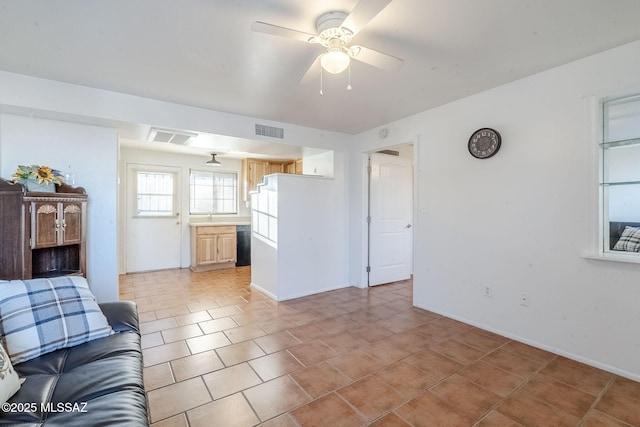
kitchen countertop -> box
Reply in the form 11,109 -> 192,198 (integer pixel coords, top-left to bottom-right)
188,221 -> 251,227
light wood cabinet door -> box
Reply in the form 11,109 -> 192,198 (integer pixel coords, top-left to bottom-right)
268,162 -> 284,174
196,235 -> 218,265
191,225 -> 237,271
248,159 -> 268,191
217,233 -> 237,263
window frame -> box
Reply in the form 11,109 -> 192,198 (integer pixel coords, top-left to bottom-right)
134,170 -> 176,217
591,92 -> 640,262
189,169 -> 239,215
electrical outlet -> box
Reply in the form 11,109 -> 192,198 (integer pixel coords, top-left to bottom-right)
483,286 -> 492,297
520,292 -> 529,306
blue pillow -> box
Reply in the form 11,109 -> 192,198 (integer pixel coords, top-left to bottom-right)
0,276 -> 113,364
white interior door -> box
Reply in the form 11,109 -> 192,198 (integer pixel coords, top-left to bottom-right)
368,152 -> 413,286
126,164 -> 182,272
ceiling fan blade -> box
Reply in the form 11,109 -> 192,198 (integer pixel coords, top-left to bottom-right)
340,0 -> 392,36
351,45 -> 404,71
299,55 -> 321,85
251,21 -> 318,43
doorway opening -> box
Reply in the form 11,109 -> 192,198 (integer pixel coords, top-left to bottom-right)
365,143 -> 415,287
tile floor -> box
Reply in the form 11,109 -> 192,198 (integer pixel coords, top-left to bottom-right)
120,267 -> 640,427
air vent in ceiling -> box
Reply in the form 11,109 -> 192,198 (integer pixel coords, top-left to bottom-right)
377,149 -> 400,156
255,124 -> 284,139
148,127 -> 198,145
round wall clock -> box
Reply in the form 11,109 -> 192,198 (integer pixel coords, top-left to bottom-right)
468,128 -> 501,159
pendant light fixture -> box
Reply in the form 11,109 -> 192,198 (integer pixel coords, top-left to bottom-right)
206,153 -> 221,166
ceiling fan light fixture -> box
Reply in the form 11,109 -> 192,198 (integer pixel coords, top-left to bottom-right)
206,153 -> 222,166
320,48 -> 351,74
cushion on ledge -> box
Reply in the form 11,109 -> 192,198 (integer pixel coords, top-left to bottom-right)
613,226 -> 640,252
0,276 -> 114,365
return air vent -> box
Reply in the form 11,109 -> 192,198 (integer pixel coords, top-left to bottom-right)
148,127 -> 198,145
255,124 -> 284,139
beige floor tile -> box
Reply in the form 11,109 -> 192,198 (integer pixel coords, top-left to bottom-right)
290,361 -> 351,398
150,413 -> 189,427
143,341 -> 191,367
457,360 -> 524,397
328,348 -> 385,381
216,340 -> 266,366
244,375 -> 312,421
123,269 -> 640,427
202,362 -> 262,400
141,332 -> 164,349
161,323 -> 203,343
144,362 -> 175,391
248,350 -> 304,381
495,390 -> 579,427
430,374 -> 501,419
596,386 -> 640,426
140,317 -> 179,335
395,390 -> 475,427
174,310 -> 212,326
254,330 -> 302,354
187,393 -> 259,427
198,316 -> 238,334
368,412 -> 412,426
185,331 -> 232,354
290,393 -> 366,427
374,361 -> 438,398
170,350 -> 225,382
520,373 -> 596,418
337,375 -> 404,421
223,323 -> 267,343
288,340 -> 339,366
148,377 -> 211,423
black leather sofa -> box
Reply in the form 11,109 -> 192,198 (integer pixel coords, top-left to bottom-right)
0,301 -> 149,426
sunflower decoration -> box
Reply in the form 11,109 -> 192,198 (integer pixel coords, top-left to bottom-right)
12,164 -> 64,186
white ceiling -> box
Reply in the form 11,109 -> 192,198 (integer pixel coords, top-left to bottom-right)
1,0 -> 640,156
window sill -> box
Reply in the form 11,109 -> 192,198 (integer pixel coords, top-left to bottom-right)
581,251 -> 640,264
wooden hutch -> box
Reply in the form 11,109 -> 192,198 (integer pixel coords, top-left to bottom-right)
0,178 -> 87,280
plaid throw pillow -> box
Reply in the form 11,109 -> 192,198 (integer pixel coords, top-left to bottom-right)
613,226 -> 640,252
0,276 -> 113,364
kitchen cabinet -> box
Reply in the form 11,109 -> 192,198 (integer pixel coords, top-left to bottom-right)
241,158 -> 302,201
190,225 -> 237,271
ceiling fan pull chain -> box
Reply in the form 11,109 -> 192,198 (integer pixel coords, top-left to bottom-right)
319,64 -> 324,96
347,63 -> 353,91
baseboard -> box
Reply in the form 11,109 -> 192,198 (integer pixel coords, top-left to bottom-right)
414,302 -> 640,383
250,282 -> 351,302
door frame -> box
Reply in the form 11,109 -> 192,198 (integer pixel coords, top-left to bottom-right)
123,162 -> 183,273
360,138 -> 418,288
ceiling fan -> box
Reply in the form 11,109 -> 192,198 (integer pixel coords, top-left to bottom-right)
251,0 -> 404,86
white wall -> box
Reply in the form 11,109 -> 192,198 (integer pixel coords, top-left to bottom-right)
0,114 -> 119,302
251,173 -> 349,301
351,40 -> 640,380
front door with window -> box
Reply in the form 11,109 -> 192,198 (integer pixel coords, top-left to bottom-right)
125,164 -> 182,272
